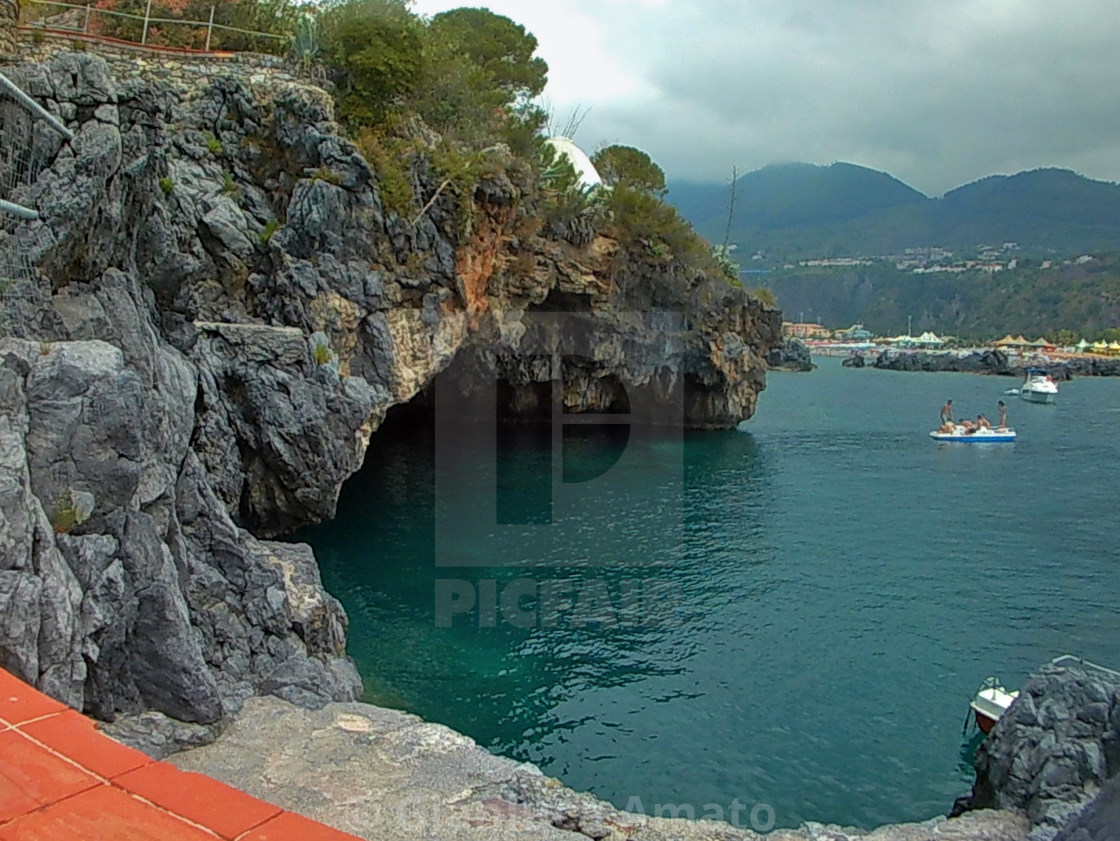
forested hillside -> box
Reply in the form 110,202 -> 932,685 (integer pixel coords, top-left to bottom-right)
671,163 -> 1120,262
763,255 -> 1120,340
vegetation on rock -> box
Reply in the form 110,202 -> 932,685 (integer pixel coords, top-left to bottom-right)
86,0 -> 302,53
78,0 -> 741,299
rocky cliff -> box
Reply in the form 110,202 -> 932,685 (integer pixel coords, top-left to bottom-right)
967,660 -> 1120,841
0,53 -> 779,735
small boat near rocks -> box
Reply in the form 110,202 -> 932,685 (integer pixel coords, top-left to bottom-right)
970,677 -> 1019,734
930,425 -> 1016,443
966,656 -> 1119,737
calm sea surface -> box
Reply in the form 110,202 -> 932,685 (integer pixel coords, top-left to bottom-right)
296,357 -> 1120,830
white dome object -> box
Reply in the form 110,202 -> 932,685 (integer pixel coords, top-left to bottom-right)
544,136 -> 602,190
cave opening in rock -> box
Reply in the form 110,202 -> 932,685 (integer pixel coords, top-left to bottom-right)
334,354 -> 639,534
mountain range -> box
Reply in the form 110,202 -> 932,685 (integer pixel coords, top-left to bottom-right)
669,163 -> 1120,261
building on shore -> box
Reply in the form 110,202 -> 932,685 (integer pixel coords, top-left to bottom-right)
782,321 -> 831,340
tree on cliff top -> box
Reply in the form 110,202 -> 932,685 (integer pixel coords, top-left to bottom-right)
592,145 -> 666,196
321,0 -> 424,127
403,6 -> 548,150
427,8 -> 547,106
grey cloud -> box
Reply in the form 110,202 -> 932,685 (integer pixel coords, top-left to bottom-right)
566,0 -> 1120,193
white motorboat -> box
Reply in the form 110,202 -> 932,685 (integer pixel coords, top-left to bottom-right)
930,425 -> 1016,443
969,676 -> 1019,734
1019,368 -> 1058,404
967,656 -> 1119,736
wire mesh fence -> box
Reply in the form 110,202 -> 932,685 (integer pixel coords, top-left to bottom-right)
0,69 -> 70,338
0,220 -> 45,339
21,0 -> 293,55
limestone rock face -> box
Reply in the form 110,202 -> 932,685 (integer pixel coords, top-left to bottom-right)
0,52 -> 779,740
0,338 -> 359,728
1052,775 -> 1120,841
970,661 -> 1120,840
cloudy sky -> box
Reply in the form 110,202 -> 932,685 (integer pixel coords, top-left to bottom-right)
409,0 -> 1120,196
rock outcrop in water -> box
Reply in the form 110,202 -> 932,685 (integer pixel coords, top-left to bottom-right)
766,337 -> 814,371
967,660 -> 1120,841
0,52 -> 779,739
865,349 -> 1120,379
871,349 -> 1015,374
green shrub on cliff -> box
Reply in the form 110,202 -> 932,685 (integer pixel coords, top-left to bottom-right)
427,8 -> 546,105
353,129 -> 416,217
220,170 -> 242,200
605,184 -> 705,266
406,8 -> 547,145
312,339 -> 333,365
259,218 -> 281,244
312,167 -> 343,185
320,0 -> 424,128
592,145 -> 666,196
309,2 -> 737,298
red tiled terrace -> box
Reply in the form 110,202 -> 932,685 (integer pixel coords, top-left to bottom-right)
0,668 -> 360,840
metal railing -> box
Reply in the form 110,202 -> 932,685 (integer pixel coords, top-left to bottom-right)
1050,654 -> 1120,679
22,0 -> 291,53
1,68 -> 72,336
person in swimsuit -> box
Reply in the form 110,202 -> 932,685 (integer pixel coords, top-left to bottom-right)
940,399 -> 953,425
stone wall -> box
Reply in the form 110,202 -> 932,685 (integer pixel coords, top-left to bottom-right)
0,0 -> 17,60
6,28 -> 322,89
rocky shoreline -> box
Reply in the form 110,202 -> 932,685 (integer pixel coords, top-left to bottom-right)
158,658 -> 1120,841
841,349 -> 1120,378
165,693 -> 1028,841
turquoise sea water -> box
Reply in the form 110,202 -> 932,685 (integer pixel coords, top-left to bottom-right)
296,358 -> 1120,830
